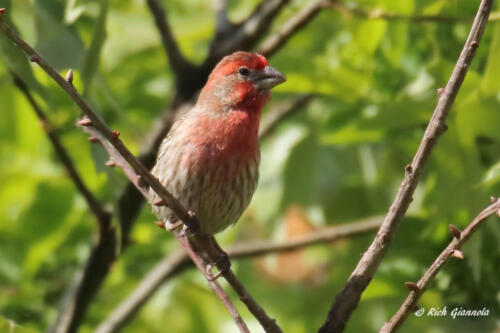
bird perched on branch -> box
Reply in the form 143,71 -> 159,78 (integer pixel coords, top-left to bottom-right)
150,51 -> 286,235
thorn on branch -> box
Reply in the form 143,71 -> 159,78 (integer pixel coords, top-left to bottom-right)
112,130 -> 120,139
88,136 -> 99,143
0,8 -> 5,17
449,224 -> 461,239
404,282 -> 420,293
490,196 -> 497,203
65,69 -> 74,84
404,164 -> 413,175
451,249 -> 464,259
437,87 -> 445,95
30,55 -> 40,63
471,40 -> 479,49
78,117 -> 92,127
153,199 -> 167,207
137,175 -> 147,188
436,123 -> 449,135
105,160 -> 116,167
155,221 -> 165,229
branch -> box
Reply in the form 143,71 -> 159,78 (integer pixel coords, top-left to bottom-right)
212,0 -> 232,36
318,1 -> 494,332
259,94 -> 314,139
207,0 -> 290,63
258,0 -> 330,57
145,0 -> 198,96
331,1 -> 500,23
118,103 -> 189,246
380,198 -> 500,333
9,73 -> 118,333
97,216 -> 384,332
0,12 -> 281,333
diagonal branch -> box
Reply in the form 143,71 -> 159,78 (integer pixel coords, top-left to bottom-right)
207,0 -> 290,63
380,198 -> 500,333
317,1 -> 494,332
96,215 -> 384,333
145,0 -> 198,96
258,0 -> 330,57
0,13 -> 281,333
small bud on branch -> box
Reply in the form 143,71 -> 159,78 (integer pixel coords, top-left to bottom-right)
404,282 -> 420,293
451,250 -> 464,259
65,69 -> 74,84
449,224 -> 461,239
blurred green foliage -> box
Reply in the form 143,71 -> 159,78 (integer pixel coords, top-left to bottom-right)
1,0 -> 500,332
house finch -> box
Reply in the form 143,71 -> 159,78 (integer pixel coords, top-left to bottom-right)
150,51 -> 286,235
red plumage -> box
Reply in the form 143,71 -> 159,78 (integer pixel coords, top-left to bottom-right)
150,51 -> 285,234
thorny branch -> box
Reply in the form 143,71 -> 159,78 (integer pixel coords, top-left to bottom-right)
96,216 -> 384,333
380,198 -> 500,333
318,0 -> 494,332
0,12 -> 281,333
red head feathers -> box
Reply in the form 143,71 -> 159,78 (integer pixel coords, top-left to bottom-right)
197,51 -> 285,112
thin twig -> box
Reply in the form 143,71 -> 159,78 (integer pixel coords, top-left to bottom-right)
145,0 -> 194,78
258,0 -> 330,57
259,94 -> 314,139
96,216 -> 383,332
0,13 -> 281,333
175,234 -> 250,333
207,0 -> 290,63
380,199 -> 500,333
331,1 -> 500,23
10,73 -> 117,333
318,1 -> 494,332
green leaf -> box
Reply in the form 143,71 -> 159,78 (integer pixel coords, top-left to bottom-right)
34,0 -> 85,70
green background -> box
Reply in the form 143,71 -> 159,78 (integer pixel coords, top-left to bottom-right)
1,0 -> 500,332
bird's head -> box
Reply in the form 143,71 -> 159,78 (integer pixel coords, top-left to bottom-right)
197,51 -> 286,112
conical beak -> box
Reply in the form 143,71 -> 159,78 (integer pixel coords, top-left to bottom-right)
254,66 -> 286,90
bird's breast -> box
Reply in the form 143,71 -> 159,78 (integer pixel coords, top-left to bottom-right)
184,110 -> 261,177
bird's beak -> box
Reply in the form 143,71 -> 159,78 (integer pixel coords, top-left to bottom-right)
254,66 -> 286,90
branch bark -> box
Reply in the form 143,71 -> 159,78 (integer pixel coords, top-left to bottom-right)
97,216 -> 384,333
318,1 -> 494,332
0,13 -> 281,333
380,199 -> 500,333
258,0 -> 330,57
145,0 -> 198,96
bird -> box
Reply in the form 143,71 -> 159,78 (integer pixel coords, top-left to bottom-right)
149,51 -> 285,236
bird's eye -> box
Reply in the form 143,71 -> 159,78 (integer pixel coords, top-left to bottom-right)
238,67 -> 250,77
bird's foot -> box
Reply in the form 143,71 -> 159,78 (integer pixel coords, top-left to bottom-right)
206,250 -> 231,281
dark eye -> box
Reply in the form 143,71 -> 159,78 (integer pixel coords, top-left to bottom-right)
238,67 -> 250,77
